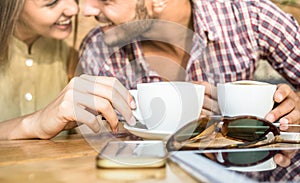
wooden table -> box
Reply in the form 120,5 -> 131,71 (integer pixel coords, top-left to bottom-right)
2,121 -> 300,183
0,129 -> 199,183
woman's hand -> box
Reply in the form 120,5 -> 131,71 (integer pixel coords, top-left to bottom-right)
32,74 -> 136,139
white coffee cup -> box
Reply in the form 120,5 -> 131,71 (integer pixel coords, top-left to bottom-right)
129,82 -> 205,132
217,80 -> 277,118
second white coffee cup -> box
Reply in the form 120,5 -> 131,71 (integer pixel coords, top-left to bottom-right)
129,82 -> 205,132
217,80 -> 277,118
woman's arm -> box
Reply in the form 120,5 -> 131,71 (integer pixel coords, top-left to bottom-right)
0,75 -> 137,140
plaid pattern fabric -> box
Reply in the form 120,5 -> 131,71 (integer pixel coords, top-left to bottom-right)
79,0 -> 300,89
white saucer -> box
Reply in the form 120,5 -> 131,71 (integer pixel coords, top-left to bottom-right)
123,124 -> 173,140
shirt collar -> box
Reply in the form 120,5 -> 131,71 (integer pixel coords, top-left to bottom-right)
12,36 -> 46,55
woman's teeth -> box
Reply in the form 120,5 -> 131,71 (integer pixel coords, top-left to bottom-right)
55,19 -> 71,25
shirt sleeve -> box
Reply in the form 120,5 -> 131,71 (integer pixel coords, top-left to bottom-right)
255,0 -> 300,89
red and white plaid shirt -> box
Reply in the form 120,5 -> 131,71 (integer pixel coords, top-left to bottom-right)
79,0 -> 300,90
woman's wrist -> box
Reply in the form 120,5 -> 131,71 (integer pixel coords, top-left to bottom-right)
7,111 -> 45,140
19,112 -> 41,139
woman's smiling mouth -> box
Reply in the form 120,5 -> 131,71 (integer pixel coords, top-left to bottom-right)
54,19 -> 72,30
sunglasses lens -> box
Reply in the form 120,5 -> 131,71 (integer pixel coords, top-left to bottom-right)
174,118 -> 209,142
223,151 -> 272,166
225,119 -> 270,141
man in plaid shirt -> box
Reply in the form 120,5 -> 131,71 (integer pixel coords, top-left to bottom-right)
79,0 -> 300,180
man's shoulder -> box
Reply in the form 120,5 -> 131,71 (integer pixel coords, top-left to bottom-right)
80,25 -> 103,47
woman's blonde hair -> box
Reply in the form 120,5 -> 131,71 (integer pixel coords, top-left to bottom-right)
0,0 -> 24,63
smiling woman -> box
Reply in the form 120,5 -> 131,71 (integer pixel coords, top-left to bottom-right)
15,0 -> 78,45
0,0 -> 82,139
0,0 -> 79,123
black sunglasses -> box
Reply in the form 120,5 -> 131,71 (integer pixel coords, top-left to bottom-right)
166,115 -> 300,151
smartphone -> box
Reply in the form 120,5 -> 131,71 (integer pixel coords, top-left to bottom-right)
96,140 -> 167,168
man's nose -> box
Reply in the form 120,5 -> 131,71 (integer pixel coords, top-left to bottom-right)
82,0 -> 101,17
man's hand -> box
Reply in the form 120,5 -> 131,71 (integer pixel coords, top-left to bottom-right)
266,84 -> 300,125
274,150 -> 298,167
193,81 -> 220,116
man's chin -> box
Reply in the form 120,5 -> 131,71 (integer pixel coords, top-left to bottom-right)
101,20 -> 153,47
103,30 -> 138,47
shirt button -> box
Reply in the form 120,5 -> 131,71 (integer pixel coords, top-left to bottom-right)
208,33 -> 215,41
24,93 -> 33,101
25,59 -> 33,67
